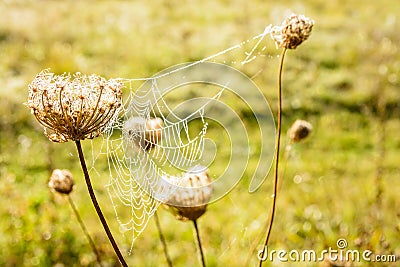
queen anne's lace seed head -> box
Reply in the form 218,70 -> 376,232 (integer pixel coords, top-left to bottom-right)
271,14 -> 314,49
145,117 -> 163,150
49,169 -> 74,194
27,69 -> 123,142
289,119 -> 313,143
164,166 -> 213,221
124,117 -> 164,151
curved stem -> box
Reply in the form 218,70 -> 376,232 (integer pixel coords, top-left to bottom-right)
154,211 -> 173,267
75,140 -> 128,267
67,195 -> 103,266
258,48 -> 287,267
193,220 -> 206,267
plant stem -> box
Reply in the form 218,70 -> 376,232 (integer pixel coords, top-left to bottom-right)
277,139 -> 294,191
245,139 -> 292,266
154,211 -> 173,267
67,195 -> 103,266
193,220 -> 206,267
375,88 -> 386,208
75,140 -> 128,267
46,142 -> 54,176
258,48 -> 287,267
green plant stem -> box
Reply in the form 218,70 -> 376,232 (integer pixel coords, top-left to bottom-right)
375,90 -> 386,208
154,211 -> 173,267
258,48 -> 287,267
75,140 -> 128,267
193,220 -> 206,267
375,118 -> 385,207
67,195 -> 103,266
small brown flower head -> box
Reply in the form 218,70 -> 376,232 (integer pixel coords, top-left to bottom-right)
271,14 -> 314,49
27,69 -> 123,142
124,117 -> 163,151
289,119 -> 313,143
164,166 -> 213,221
49,169 -> 74,194
145,117 -> 163,150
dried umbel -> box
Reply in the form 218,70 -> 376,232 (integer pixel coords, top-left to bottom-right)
27,69 -> 123,143
289,119 -> 313,142
145,117 -> 163,148
49,169 -> 74,194
124,116 -> 163,151
271,14 -> 314,49
164,166 -> 213,221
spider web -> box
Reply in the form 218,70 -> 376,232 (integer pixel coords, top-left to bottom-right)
92,24 -> 277,253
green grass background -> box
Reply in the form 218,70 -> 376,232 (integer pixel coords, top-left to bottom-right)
0,0 -> 399,266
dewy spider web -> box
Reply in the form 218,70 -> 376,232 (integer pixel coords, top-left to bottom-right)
91,24 -> 277,253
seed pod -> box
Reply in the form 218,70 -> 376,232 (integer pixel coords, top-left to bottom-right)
49,169 -> 74,195
124,117 -> 164,151
144,117 -> 163,150
270,14 -> 314,49
289,119 -> 313,143
164,166 -> 213,221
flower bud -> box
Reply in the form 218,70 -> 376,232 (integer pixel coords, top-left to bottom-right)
164,166 -> 213,221
289,119 -> 313,143
124,117 -> 164,151
49,169 -> 74,194
271,14 -> 314,49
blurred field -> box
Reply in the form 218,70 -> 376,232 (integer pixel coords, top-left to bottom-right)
0,0 -> 399,266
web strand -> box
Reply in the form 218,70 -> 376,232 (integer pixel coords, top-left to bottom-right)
90,24 -> 276,253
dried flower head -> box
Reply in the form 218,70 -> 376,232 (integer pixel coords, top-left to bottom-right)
271,14 -> 314,49
289,119 -> 313,142
124,116 -> 163,151
27,69 -> 123,143
49,169 -> 74,194
164,166 -> 213,221
145,117 -> 163,147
